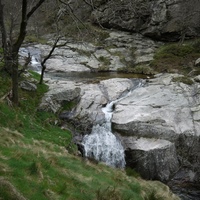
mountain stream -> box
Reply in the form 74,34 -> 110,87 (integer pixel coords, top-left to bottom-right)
82,80 -> 143,168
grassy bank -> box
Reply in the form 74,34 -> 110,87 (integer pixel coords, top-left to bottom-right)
0,71 -> 179,200
150,39 -> 200,75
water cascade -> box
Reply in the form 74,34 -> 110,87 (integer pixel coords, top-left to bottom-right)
82,80 -> 144,168
19,47 -> 41,72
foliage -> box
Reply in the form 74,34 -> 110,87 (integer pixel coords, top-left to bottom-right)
125,167 -> 140,178
151,40 -> 200,75
62,21 -> 110,45
98,56 -> 111,66
96,187 -> 123,200
172,76 -> 194,85
153,44 -> 194,59
0,47 -> 3,54
76,49 -> 93,57
118,65 -> 156,75
25,35 -> 47,44
131,65 -> 155,75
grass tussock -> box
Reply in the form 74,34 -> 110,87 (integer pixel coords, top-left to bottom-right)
150,39 -> 200,75
172,76 -> 194,85
0,71 -> 180,200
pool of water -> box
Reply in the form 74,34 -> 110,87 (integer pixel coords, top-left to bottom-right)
44,71 -> 151,83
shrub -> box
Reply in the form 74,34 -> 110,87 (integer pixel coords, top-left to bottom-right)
125,167 -> 140,178
172,76 -> 194,85
154,43 -> 194,59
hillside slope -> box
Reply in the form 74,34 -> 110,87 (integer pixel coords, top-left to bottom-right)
0,71 -> 179,200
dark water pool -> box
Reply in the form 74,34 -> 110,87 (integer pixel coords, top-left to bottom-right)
44,71 -> 151,82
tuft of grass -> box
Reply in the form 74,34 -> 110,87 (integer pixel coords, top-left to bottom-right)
96,187 -> 122,200
62,21 -> 110,45
25,35 -> 47,44
154,44 -> 194,59
172,76 -> 194,85
28,70 -> 41,81
131,65 -> 156,75
0,178 -> 26,200
28,161 -> 41,176
151,40 -> 200,75
118,65 -> 156,75
76,48 -> 93,57
125,167 -> 141,178
98,56 -> 111,66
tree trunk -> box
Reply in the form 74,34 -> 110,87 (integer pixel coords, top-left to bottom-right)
11,59 -> 19,105
0,0 -> 46,105
39,64 -> 46,84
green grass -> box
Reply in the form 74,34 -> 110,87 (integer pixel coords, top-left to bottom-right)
150,39 -> 200,75
172,76 -> 194,85
0,70 -> 180,200
25,35 -> 47,44
118,65 -> 156,75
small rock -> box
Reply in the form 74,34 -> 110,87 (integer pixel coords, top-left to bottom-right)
194,75 -> 200,82
195,58 -> 200,67
20,81 -> 37,91
122,136 -> 179,181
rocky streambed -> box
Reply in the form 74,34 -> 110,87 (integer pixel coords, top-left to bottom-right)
21,30 -> 200,199
39,72 -> 200,199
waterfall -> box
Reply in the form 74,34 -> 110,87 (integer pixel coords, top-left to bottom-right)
82,101 -> 125,168
82,79 -> 144,168
19,47 -> 41,73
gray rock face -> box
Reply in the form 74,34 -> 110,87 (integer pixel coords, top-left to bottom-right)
40,73 -> 200,182
39,78 -> 135,125
91,0 -> 200,41
20,81 -> 37,91
113,74 -> 200,138
39,80 -> 81,113
195,58 -> 200,67
73,78 -> 136,126
112,73 -> 200,181
27,31 -> 159,75
121,136 -> 179,181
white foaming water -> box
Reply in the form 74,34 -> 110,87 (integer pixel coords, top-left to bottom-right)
31,56 -> 39,65
82,101 -> 126,168
82,80 -> 144,168
30,56 -> 41,73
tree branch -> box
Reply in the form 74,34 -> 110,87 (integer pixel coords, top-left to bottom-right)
59,0 -> 87,28
0,0 -> 8,51
39,37 -> 68,84
14,0 -> 46,53
27,0 -> 46,19
13,0 -> 28,53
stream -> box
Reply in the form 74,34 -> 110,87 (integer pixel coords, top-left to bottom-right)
82,79 -> 143,168
22,45 -> 200,200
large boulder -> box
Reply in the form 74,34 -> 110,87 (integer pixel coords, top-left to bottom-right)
39,80 -> 81,113
20,81 -> 37,91
112,73 -> 200,181
39,78 -> 137,128
73,78 -> 137,127
112,73 -> 200,139
121,136 -> 179,181
90,0 -> 200,41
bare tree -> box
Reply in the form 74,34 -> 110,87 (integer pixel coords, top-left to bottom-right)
0,0 -> 47,105
39,37 -> 68,84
